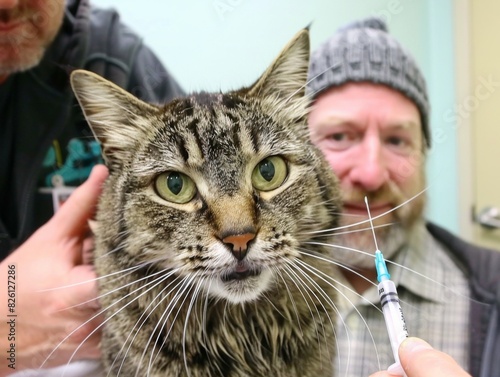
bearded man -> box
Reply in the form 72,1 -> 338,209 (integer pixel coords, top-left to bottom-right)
307,17 -> 500,377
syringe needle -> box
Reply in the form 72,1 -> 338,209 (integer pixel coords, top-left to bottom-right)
365,196 -> 408,376
364,196 -> 379,251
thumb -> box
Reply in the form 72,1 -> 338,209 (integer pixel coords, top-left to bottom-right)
398,337 -> 471,377
51,165 -> 109,237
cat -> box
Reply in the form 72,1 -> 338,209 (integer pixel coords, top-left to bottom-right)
70,29 -> 342,377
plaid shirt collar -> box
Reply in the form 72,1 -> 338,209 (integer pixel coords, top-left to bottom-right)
388,224 -> 445,304
340,222 -> 444,311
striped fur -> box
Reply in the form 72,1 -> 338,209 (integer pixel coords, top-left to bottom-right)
71,29 -> 341,377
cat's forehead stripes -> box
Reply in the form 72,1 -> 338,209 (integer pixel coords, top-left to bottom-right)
176,118 -> 204,165
168,95 -> 261,165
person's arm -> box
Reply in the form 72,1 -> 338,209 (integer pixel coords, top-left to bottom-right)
0,165 -> 108,375
370,337 -> 472,377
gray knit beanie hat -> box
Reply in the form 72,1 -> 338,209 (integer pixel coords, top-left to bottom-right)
307,17 -> 431,147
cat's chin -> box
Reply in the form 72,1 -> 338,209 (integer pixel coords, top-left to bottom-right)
208,269 -> 273,304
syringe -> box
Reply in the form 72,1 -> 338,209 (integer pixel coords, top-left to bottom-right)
365,197 -> 408,376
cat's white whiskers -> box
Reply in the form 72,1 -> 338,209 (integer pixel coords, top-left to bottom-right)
109,273 -> 183,376
183,278 -> 205,376
273,267 -> 304,337
286,260 -> 341,370
42,268 -> 175,373
291,259 -> 354,376
143,275 -> 198,377
280,263 -> 323,342
305,222 -> 395,238
200,279 -> 213,349
55,265 -> 170,313
298,249 -> 380,310
308,187 -> 428,235
293,257 -> 382,371
291,261 -> 348,377
35,263 -> 143,293
306,237 -> 474,305
188,274 -> 209,340
138,290 -> 183,377
304,241 -> 375,264
285,263 -> 326,351
383,259 -> 477,303
74,272 -> 176,375
289,260 -> 338,332
139,277 -> 192,377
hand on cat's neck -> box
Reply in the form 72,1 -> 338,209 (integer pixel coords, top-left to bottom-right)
342,268 -> 377,294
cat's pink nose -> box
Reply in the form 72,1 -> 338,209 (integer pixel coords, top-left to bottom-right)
222,233 -> 255,261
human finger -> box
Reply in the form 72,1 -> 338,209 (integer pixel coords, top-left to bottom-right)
52,165 -> 108,237
398,337 -> 471,377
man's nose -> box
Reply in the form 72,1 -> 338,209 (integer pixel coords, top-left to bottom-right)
348,137 -> 389,192
0,0 -> 18,10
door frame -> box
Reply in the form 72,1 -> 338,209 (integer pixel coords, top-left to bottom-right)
454,0 -> 474,240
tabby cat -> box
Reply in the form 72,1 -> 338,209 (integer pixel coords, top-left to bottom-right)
71,29 -> 341,377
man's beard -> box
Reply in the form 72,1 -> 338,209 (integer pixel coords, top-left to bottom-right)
0,41 -> 46,76
0,6 -> 62,76
331,178 -> 426,270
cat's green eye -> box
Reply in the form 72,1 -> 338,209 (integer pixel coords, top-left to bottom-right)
154,172 -> 196,204
252,156 -> 288,191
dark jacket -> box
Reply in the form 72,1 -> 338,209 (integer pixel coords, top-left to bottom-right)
0,0 -> 184,257
427,222 -> 500,377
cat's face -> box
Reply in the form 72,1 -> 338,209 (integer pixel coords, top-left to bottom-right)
71,29 -> 340,304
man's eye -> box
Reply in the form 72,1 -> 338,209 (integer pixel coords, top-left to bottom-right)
387,136 -> 404,146
385,135 -> 412,153
323,131 -> 357,151
330,133 -> 346,141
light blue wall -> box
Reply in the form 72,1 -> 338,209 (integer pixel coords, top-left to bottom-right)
92,0 -> 459,233
423,0 -> 459,233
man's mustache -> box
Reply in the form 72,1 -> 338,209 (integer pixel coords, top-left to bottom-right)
0,6 -> 35,24
342,181 -> 406,215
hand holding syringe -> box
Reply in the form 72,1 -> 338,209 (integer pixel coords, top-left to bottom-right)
365,197 -> 408,376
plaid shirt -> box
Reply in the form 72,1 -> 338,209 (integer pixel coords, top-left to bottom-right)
333,224 -> 470,376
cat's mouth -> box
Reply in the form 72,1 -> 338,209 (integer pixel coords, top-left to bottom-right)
221,262 -> 262,282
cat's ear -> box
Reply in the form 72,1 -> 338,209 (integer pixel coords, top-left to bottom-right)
70,69 -> 158,169
248,29 -> 310,110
